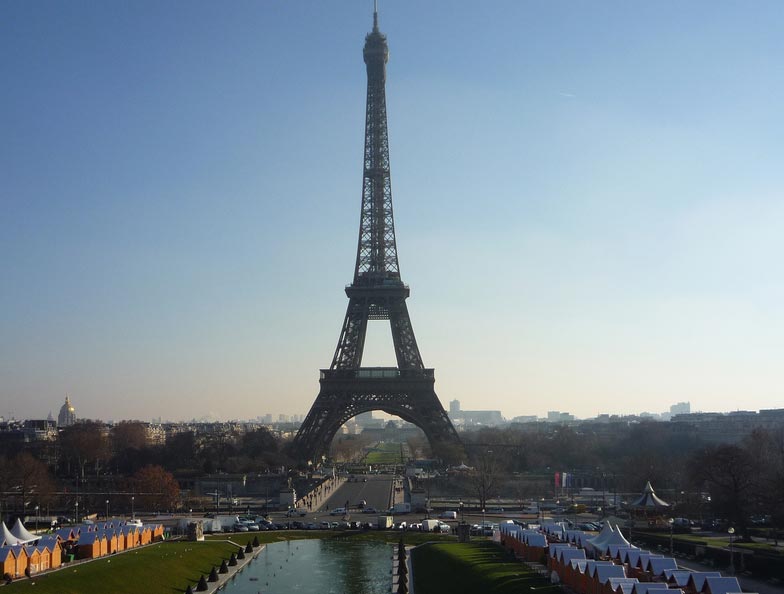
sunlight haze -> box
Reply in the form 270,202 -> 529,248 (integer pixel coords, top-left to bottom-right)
2,1 -> 782,422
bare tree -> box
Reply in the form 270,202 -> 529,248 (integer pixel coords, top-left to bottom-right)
468,448 -> 502,511
689,444 -> 756,539
134,465 -> 180,513
60,421 -> 110,479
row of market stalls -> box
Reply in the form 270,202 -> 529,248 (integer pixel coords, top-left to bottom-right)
0,519 -> 164,580
499,521 -> 753,594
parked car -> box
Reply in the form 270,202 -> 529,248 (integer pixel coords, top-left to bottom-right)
330,507 -> 346,516
438,511 -> 457,520
671,518 -> 692,532
233,523 -> 249,532
362,507 -> 378,514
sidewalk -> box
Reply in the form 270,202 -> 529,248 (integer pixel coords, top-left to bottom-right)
295,476 -> 346,512
202,540 -> 265,594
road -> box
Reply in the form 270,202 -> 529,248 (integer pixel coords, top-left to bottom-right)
319,474 -> 394,515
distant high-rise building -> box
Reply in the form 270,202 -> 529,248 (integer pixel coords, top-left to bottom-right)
546,411 -> 574,423
670,402 -> 690,416
58,396 -> 76,427
278,414 -> 289,423
449,400 -> 460,414
354,412 -> 374,428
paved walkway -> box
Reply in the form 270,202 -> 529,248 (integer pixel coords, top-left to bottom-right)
392,544 -> 414,594
295,476 -> 346,512
202,540 -> 265,594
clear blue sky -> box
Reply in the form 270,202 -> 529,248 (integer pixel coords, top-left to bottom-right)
2,1 -> 782,422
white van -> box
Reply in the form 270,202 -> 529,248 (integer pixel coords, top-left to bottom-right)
438,511 -> 457,520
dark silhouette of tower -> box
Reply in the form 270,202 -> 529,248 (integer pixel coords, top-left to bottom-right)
290,8 -> 461,465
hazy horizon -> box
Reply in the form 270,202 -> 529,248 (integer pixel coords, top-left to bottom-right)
2,2 -> 782,422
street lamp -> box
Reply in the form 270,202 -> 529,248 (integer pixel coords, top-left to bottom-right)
459,501 -> 464,524
75,501 -> 79,524
106,499 -> 109,521
668,517 -> 674,556
482,508 -> 485,532
35,505 -> 39,533
728,527 -> 735,575
131,496 -> 135,520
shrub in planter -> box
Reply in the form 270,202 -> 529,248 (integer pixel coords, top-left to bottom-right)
196,575 -> 208,591
219,559 -> 229,574
228,552 -> 238,566
208,566 -> 219,582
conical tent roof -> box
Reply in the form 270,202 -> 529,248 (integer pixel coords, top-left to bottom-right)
587,521 -> 632,554
586,521 -> 615,552
1,521 -> 22,546
629,481 -> 669,508
10,518 -> 38,543
601,524 -> 631,552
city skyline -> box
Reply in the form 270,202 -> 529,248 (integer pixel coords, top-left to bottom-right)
2,2 -> 783,422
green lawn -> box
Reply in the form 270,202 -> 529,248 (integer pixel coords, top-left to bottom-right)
364,441 -> 404,465
638,532 -> 784,556
412,542 -> 561,594
6,541 -> 239,594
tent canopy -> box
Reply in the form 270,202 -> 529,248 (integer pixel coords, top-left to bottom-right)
1,522 -> 22,546
10,518 -> 38,543
629,481 -> 670,509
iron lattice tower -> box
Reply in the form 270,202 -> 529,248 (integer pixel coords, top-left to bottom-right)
290,9 -> 462,465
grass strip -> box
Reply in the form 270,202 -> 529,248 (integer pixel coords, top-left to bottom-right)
365,442 -> 404,465
412,541 -> 562,594
6,541 -> 238,594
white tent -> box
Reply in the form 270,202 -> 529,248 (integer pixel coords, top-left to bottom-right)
629,481 -> 669,509
587,521 -> 632,556
1,522 -> 22,546
10,518 -> 38,544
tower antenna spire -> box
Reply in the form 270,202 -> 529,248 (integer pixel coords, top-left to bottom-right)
373,0 -> 379,31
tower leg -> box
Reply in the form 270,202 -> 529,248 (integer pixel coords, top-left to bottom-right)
290,378 -> 463,466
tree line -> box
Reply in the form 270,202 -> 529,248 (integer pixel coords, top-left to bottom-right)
455,422 -> 784,539
0,421 -> 287,521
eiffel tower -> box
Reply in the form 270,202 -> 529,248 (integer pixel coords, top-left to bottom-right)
290,7 -> 462,465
